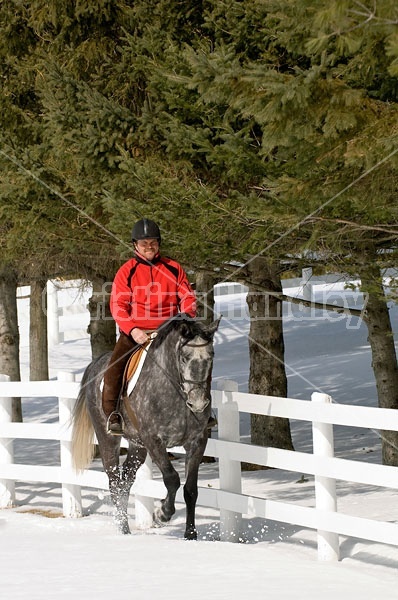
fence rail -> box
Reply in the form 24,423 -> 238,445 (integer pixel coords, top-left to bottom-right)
1,373 -> 398,561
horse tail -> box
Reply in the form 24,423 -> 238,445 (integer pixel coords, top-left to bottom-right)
71,383 -> 96,472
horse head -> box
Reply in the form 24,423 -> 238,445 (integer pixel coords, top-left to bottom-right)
178,317 -> 221,413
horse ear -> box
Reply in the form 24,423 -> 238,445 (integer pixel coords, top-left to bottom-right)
174,313 -> 195,339
180,322 -> 191,338
204,316 -> 222,337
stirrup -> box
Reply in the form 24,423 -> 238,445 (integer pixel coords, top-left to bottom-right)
207,415 -> 218,429
106,412 -> 125,436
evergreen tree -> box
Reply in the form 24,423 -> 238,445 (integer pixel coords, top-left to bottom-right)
1,0 -> 397,460
133,0 -> 398,457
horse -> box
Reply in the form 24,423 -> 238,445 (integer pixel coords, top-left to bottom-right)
71,315 -> 220,539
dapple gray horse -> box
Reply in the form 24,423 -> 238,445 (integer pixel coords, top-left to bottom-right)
71,316 -> 220,539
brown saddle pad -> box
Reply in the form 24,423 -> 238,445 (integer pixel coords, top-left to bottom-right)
122,335 -> 154,392
125,345 -> 146,383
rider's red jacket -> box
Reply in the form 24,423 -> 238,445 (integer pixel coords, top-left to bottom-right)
110,253 -> 197,336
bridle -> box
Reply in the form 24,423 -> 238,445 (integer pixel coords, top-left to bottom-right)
178,338 -> 213,398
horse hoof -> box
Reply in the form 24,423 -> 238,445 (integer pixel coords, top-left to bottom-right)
118,526 -> 131,535
184,527 -> 197,540
153,507 -> 170,527
153,509 -> 166,526
115,527 -> 131,535
115,520 -> 131,535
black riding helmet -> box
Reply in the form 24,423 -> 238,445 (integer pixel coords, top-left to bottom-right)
131,218 -> 161,244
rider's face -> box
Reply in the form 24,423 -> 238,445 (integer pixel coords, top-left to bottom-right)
135,238 -> 159,261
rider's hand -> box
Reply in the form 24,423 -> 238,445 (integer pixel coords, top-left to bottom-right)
131,328 -> 149,345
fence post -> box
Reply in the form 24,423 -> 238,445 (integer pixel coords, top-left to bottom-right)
47,280 -> 60,347
134,455 -> 154,529
0,374 -> 15,508
301,267 -> 313,302
218,379 -> 242,542
58,371 -> 82,518
311,392 -> 340,561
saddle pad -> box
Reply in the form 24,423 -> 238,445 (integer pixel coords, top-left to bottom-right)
126,334 -> 156,396
125,345 -> 146,382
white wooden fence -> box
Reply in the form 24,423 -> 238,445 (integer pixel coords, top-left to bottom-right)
46,280 -> 90,345
1,373 -> 398,562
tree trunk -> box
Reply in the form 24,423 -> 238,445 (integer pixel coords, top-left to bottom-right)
87,276 -> 116,359
0,265 -> 22,422
360,264 -> 398,466
195,270 -> 216,325
29,279 -> 49,380
246,257 -> 294,459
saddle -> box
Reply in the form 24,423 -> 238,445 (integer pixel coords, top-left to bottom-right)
121,332 -> 157,398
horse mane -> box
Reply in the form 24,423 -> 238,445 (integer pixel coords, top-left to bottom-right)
151,316 -> 210,350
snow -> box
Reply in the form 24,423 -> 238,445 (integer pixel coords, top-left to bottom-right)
1,282 -> 398,599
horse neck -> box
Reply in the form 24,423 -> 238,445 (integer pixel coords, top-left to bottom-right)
151,332 -> 180,378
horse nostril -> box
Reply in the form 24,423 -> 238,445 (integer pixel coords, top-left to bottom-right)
186,398 -> 209,413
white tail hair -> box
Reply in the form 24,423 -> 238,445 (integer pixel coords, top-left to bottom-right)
71,391 -> 96,472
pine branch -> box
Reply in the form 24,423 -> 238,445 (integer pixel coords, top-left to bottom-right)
305,216 -> 398,237
350,0 -> 398,26
312,0 -> 398,48
279,292 -> 362,317
227,276 -> 363,317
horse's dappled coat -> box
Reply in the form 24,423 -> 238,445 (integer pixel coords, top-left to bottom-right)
71,316 -> 220,539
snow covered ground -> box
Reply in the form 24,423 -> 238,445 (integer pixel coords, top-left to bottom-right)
1,281 -> 398,599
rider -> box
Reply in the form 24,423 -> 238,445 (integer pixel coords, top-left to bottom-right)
102,218 -> 197,435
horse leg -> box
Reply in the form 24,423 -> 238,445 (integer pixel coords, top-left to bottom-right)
150,445 -> 181,526
114,444 -> 147,534
183,435 -> 208,540
98,436 -> 128,534
108,466 -> 131,535
100,435 -> 146,534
